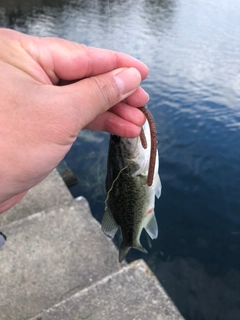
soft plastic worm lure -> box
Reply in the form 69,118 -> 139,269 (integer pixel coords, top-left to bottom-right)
139,106 -> 157,187
140,127 -> 147,149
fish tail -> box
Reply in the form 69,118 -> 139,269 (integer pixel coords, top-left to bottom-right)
119,242 -> 148,262
119,245 -> 130,263
134,243 -> 148,255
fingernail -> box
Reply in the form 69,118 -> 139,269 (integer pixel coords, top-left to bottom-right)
114,68 -> 141,97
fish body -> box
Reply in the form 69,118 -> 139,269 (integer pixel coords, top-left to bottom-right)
101,120 -> 161,262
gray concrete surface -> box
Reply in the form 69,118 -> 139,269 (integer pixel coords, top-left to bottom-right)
0,169 -> 184,320
31,260 -> 184,320
0,169 -> 73,227
0,198 -> 122,320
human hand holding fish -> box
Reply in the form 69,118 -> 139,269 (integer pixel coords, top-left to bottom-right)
0,28 -> 149,215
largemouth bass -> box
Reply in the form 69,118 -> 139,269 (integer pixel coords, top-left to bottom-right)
101,115 -> 162,262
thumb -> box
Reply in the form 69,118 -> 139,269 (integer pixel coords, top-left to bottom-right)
58,67 -> 142,132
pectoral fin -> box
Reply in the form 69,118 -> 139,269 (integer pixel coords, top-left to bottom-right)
101,207 -> 118,239
144,213 -> 158,239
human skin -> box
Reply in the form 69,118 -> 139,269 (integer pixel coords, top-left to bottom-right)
0,29 -> 149,213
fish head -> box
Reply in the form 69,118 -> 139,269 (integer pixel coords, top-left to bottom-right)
108,120 -> 156,182
109,134 -> 138,159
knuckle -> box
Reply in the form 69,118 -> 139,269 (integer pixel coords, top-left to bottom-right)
91,76 -> 115,108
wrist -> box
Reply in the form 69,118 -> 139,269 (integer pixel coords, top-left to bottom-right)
0,192 -> 27,214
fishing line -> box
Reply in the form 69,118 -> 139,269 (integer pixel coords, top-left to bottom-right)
104,7 -> 156,203
107,0 -> 112,48
105,136 -> 139,209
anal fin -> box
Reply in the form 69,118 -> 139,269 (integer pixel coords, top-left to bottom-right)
144,213 -> 158,239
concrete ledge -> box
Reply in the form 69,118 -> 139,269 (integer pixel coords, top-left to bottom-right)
31,259 -> 184,320
0,198 -> 122,320
0,169 -> 184,320
0,169 -> 73,227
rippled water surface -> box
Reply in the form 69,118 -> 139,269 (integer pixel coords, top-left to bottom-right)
1,1 -> 240,319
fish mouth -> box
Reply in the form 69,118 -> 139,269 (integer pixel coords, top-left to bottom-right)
111,106 -> 157,186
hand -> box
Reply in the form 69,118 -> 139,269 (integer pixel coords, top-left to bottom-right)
0,29 -> 149,213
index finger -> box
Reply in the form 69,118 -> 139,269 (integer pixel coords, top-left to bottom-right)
29,36 -> 149,83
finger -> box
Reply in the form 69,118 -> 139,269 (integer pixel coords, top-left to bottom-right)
60,80 -> 150,108
109,103 -> 146,127
85,111 -> 142,137
24,34 -> 149,83
53,67 -> 142,134
123,87 -> 149,107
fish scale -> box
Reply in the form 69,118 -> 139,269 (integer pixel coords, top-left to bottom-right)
111,174 -> 147,243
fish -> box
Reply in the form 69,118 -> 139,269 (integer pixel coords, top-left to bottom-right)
0,231 -> 7,249
101,112 -> 162,262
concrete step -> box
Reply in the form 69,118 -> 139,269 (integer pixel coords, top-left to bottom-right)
0,169 -> 73,227
0,198 -> 122,320
30,259 -> 184,320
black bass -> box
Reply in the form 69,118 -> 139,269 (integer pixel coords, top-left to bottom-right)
101,117 -> 161,262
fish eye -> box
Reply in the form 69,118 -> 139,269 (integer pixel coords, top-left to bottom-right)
111,135 -> 121,143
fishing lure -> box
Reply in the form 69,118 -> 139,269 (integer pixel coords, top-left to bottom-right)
139,106 -> 157,186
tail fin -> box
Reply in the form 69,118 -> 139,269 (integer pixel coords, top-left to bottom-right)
119,245 -> 130,263
119,242 -> 148,263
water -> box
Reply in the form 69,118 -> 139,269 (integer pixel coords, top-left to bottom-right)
1,1 -> 240,319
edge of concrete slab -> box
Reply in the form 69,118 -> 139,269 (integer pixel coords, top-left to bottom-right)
30,259 -> 184,320
0,169 -> 184,320
0,198 -> 125,320
0,169 -> 73,227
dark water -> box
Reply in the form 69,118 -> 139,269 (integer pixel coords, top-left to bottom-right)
1,1 -> 240,319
